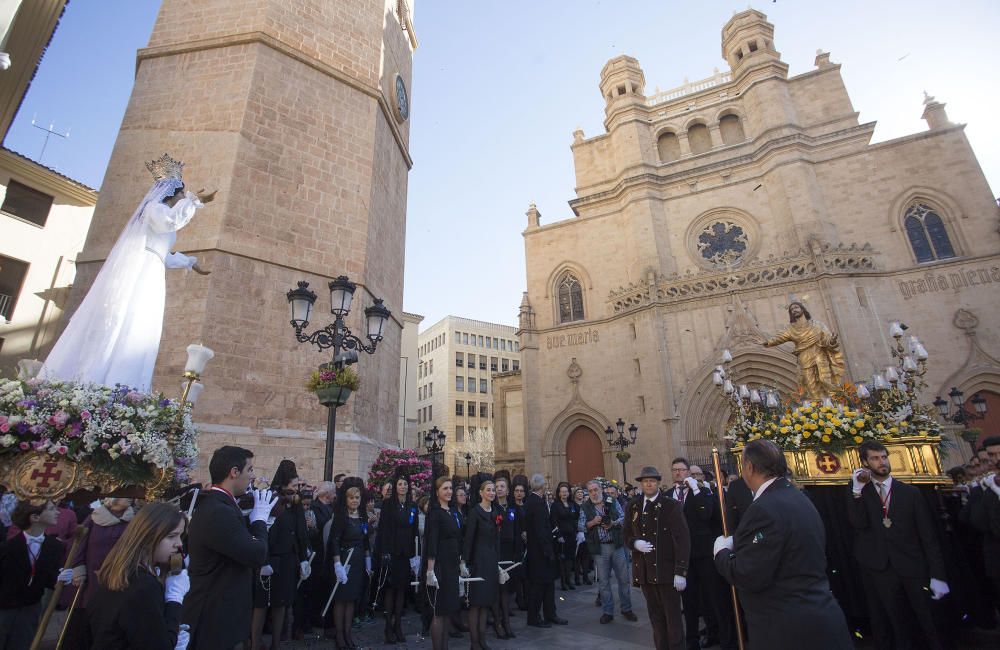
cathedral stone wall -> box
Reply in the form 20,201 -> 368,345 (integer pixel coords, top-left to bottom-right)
520,9 -> 1000,485
53,0 -> 416,482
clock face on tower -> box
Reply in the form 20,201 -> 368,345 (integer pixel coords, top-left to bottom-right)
393,74 -> 409,123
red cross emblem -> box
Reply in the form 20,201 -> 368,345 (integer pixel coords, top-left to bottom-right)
816,452 -> 841,474
31,461 -> 64,488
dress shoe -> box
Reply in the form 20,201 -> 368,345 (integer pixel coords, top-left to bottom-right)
621,610 -> 638,622
449,630 -> 464,638
527,620 -> 552,628
583,575 -> 592,585
600,614 -> 614,624
546,617 -> 568,625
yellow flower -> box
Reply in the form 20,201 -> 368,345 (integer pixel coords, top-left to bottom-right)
802,430 -> 811,438
780,418 -> 791,426
876,423 -> 885,431
918,430 -> 928,436
821,435 -> 831,443
889,427 -> 899,434
831,418 -> 842,427
850,428 -> 858,435
780,426 -> 790,434
900,421 -> 908,427
854,419 -> 865,428
853,436 -> 863,444
824,427 -> 833,435
794,424 -> 802,431
751,426 -> 758,432
810,412 -> 818,420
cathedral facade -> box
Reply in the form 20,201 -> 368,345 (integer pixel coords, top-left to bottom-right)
517,9 -> 1000,484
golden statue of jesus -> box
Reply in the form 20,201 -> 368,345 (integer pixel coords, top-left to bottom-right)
755,302 -> 845,399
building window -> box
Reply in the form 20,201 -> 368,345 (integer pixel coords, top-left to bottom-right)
429,360 -> 433,374
456,376 -> 464,391
468,377 -> 475,392
512,360 -> 520,371
428,405 -> 432,420
470,334 -> 476,347
657,131 -> 681,162
491,357 -> 498,372
486,337 -> 491,349
904,203 -> 956,263
468,401 -> 476,417
463,333 -> 469,344
456,426 -> 465,442
514,342 -> 519,352
456,401 -> 464,416
558,273 -> 585,323
1,180 -> 54,228
455,331 -> 461,344
429,382 -> 433,397
456,352 -> 463,367
480,378 -> 487,393
501,358 -> 509,372
480,402 -> 488,418
479,355 -> 487,370
0,254 -> 29,321
500,339 -> 506,351
719,114 -> 745,145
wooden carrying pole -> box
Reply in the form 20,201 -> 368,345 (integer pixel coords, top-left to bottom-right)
712,448 -> 746,650
30,525 -> 88,650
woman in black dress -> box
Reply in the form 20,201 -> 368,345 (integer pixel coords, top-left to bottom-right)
492,476 -> 521,640
572,486 -> 593,586
463,474 -> 502,650
423,476 -> 462,650
374,469 -> 419,643
549,481 -> 580,591
327,479 -> 371,650
511,475 -> 530,611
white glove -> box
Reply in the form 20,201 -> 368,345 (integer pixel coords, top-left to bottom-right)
929,578 -> 950,600
164,569 -> 190,604
673,575 -> 687,592
57,568 -> 74,584
0,53 -> 11,71
259,564 -> 273,577
334,561 -> 348,584
365,556 -> 372,575
249,489 -> 278,524
174,626 -> 190,650
499,568 -> 510,585
575,532 -> 585,545
713,535 -> 734,556
460,561 -> 470,578
633,540 -> 653,554
557,536 -> 565,544
410,556 -> 421,575
684,476 -> 700,495
299,560 -> 311,580
984,474 -> 1000,496
426,569 -> 439,588
851,469 -> 869,496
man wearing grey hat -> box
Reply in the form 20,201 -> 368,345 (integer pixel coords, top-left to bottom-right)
623,465 -> 690,650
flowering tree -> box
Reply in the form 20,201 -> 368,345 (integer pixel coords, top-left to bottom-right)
465,427 -> 496,474
367,447 -> 432,495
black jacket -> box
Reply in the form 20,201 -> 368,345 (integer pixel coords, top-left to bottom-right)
88,569 -> 181,650
375,499 -> 418,559
183,489 -> 269,650
962,485 -> 1000,578
715,477 -> 851,650
0,533 -> 63,608
723,478 -> 754,532
667,483 -> 716,558
846,477 -> 946,580
524,491 -> 556,583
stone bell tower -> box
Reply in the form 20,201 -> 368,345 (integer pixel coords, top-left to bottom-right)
58,0 -> 418,478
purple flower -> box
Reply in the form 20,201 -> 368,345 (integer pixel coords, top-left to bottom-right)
80,410 -> 91,420
159,399 -> 171,407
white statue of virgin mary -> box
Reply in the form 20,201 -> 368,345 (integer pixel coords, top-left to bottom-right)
41,154 -> 213,391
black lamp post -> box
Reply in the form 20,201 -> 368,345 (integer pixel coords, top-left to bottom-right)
286,276 -> 391,481
605,418 -> 638,484
933,387 -> 988,455
424,426 -> 446,484
464,452 -> 472,482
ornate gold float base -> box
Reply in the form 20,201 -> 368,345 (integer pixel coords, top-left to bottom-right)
731,436 -> 947,486
0,452 -> 173,504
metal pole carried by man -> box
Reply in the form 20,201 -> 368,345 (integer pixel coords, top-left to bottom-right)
713,439 -> 852,650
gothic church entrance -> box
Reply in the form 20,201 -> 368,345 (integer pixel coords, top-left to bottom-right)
566,425 -> 603,484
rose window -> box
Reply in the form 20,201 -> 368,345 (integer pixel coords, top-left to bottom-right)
697,221 -> 748,267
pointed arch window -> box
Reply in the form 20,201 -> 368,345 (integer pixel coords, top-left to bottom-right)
558,273 -> 585,323
904,203 -> 955,263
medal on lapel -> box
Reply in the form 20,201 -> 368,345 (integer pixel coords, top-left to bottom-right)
409,506 -> 416,525
882,517 -> 892,528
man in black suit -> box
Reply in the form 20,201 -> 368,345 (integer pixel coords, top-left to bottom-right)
668,458 -> 734,650
524,473 -> 567,627
848,440 -> 948,649
960,435 -> 1000,617
715,439 -> 851,649
184,446 -> 277,650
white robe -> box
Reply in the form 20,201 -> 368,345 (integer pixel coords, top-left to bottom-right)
41,193 -> 201,391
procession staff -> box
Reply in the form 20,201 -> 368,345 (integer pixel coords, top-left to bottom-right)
493,476 -> 521,639
848,440 -> 949,649
524,474 -> 567,628
624,466 -> 690,650
424,477 -> 462,650
714,439 -> 851,650
87,503 -> 190,650
326,479 -> 371,650
183,446 -> 277,650
463,474 -> 503,648
0,501 -> 73,650
374,469 -> 419,644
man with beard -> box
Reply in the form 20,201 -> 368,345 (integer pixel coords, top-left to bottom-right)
848,440 -> 949,649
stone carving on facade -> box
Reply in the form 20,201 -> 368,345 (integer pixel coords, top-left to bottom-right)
567,357 -> 582,384
697,220 -> 749,267
607,242 -> 878,314
518,292 -> 536,330
940,308 -> 1000,395
722,295 -> 764,348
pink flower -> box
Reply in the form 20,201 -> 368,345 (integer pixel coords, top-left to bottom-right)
19,442 -> 29,450
0,423 -> 8,433
48,411 -> 69,428
101,443 -> 110,449
56,445 -> 68,455
80,410 -> 91,420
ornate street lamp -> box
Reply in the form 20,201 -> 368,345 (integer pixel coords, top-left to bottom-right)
464,452 -> 472,482
605,418 -> 638,484
934,386 -> 988,455
424,426 -> 446,484
286,276 -> 392,481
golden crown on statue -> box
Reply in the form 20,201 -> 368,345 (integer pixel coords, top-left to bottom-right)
145,152 -> 185,181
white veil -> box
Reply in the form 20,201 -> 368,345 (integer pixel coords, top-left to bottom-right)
40,178 -> 184,387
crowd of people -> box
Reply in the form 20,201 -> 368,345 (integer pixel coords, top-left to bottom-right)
0,435 -> 998,650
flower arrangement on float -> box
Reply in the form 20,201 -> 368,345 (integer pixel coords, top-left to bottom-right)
366,447 -> 432,495
0,377 -> 199,485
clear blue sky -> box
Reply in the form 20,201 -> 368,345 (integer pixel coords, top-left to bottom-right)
6,1 -> 999,330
